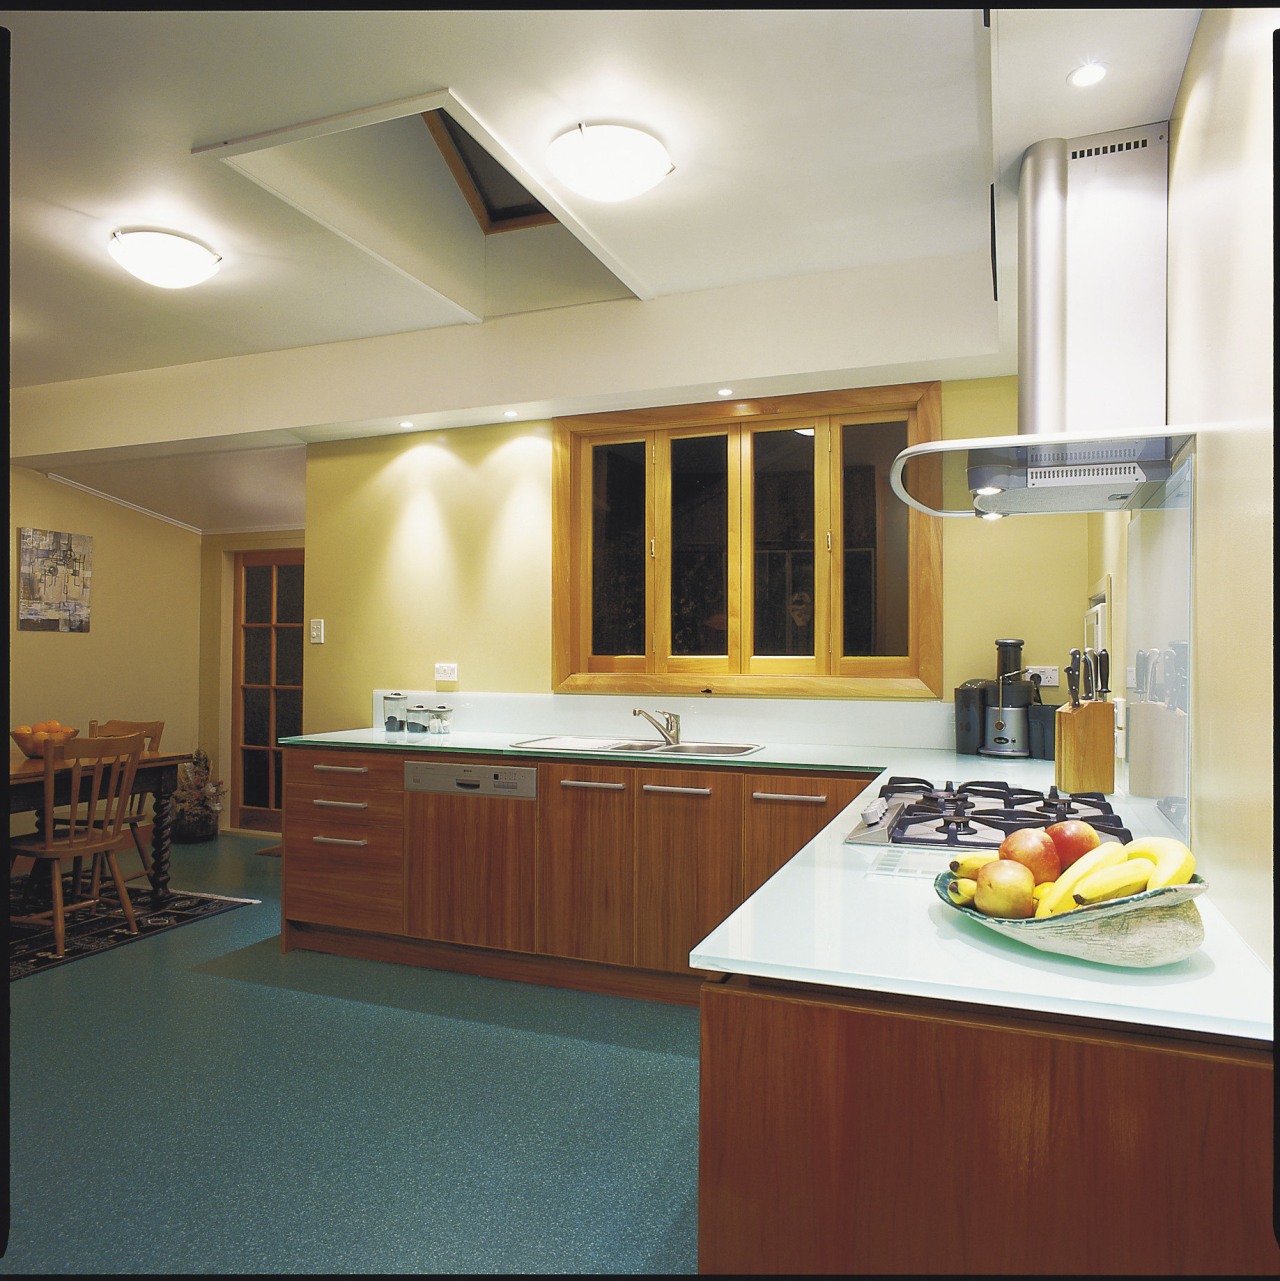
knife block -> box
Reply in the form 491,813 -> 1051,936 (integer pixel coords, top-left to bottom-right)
1055,701 -> 1115,794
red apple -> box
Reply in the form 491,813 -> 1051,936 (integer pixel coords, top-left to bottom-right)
1045,819 -> 1101,871
974,858 -> 1036,919
997,826 -> 1061,885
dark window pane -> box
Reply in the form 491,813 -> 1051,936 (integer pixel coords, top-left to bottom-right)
244,565 -> 272,623
275,688 -> 302,741
241,749 -> 270,809
753,430 -> 814,656
275,626 -> 303,686
276,563 -> 304,624
591,441 -> 646,655
842,420 -> 909,656
243,627 -> 271,686
243,687 -> 271,746
671,435 -> 728,656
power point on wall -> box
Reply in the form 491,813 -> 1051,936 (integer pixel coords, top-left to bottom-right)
435,662 -> 458,682
1025,665 -> 1058,687
309,619 -> 325,644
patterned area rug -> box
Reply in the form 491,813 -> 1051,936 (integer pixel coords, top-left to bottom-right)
9,873 -> 258,981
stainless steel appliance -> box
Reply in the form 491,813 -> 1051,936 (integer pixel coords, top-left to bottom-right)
955,638 -> 1041,759
404,760 -> 537,799
845,775 -> 1131,850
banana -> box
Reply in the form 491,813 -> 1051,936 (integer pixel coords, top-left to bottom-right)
1072,857 -> 1156,905
1034,841 -> 1128,917
946,877 -> 978,907
949,851 -> 1000,879
1121,836 -> 1196,889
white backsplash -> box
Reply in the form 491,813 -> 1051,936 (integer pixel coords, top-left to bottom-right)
372,689 -> 954,750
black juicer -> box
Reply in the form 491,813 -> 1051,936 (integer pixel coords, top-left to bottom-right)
955,638 -> 1050,759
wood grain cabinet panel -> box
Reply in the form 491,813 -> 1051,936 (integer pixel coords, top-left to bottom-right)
699,977 -> 1280,1276
536,761 -> 636,966
404,788 -> 536,953
742,772 -> 871,898
635,768 -> 743,974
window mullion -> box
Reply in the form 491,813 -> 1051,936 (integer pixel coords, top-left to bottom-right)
650,432 -> 668,673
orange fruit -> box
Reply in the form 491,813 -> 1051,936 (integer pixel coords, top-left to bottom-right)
31,730 -> 50,743
14,725 -> 32,735
32,719 -> 60,733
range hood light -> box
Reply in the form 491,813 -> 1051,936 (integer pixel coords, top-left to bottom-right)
978,510 -> 1004,521
972,485 -> 1003,497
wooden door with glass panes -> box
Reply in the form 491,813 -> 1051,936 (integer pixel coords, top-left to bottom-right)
232,550 -> 304,831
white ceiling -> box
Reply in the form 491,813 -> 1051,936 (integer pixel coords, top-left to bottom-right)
5,8 -> 1202,532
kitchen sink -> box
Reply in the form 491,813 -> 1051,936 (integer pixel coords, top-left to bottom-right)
509,735 -> 762,757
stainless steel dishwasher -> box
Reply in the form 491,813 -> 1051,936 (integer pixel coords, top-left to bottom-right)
403,760 -> 538,951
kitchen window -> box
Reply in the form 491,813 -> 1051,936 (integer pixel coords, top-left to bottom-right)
552,383 -> 942,696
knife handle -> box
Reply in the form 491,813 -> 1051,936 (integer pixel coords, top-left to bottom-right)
1098,648 -> 1110,698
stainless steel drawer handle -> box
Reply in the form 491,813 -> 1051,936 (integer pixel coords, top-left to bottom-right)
312,799 -> 368,810
311,835 -> 369,847
313,764 -> 369,774
642,784 -> 712,796
751,791 -> 828,804
559,779 -> 627,791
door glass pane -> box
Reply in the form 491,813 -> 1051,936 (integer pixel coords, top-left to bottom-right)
243,627 -> 271,686
275,688 -> 302,740
591,441 -> 646,655
243,688 -> 271,746
241,748 -> 270,808
244,565 -> 272,623
276,563 -> 304,623
671,435 -> 728,656
753,430 -> 814,656
842,420 -> 909,656
275,626 -> 303,686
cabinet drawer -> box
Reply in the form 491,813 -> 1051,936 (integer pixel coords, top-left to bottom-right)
284,748 -> 405,790
285,781 -> 404,829
283,817 -> 404,934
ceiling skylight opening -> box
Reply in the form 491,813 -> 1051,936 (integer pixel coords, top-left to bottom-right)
546,124 -> 674,202
108,228 -> 222,289
1067,61 -> 1107,88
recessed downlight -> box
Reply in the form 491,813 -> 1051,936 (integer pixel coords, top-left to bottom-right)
1067,62 -> 1107,88
717,388 -> 733,397
504,410 -> 518,419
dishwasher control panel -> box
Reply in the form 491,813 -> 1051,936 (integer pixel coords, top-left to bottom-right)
404,760 -> 537,799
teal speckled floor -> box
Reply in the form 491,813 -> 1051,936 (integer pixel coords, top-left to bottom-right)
3,835 -> 700,1274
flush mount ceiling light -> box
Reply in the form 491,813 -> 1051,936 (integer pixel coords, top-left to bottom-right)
107,228 -> 222,289
546,124 -> 674,202
1067,61 -> 1107,88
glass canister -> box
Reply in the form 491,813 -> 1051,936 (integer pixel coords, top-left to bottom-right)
426,705 -> 453,734
405,703 -> 432,734
382,692 -> 407,732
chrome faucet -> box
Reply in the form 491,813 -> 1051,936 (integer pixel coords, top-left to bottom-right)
633,708 -> 681,745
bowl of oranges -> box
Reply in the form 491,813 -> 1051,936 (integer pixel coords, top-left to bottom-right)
11,720 -> 79,759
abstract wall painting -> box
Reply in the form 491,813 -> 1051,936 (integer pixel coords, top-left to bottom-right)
17,528 -> 93,632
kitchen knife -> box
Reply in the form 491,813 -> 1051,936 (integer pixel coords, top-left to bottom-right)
1066,648 -> 1082,708
1097,648 -> 1110,700
1134,648 -> 1151,702
1082,647 -> 1097,701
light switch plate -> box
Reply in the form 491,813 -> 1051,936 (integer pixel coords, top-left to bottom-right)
435,662 -> 458,681
309,619 -> 324,644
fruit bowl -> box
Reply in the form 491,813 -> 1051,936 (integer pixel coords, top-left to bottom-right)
11,727 -> 79,759
933,871 -> 1207,968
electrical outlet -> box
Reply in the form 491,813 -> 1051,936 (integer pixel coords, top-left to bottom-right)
1025,664 -> 1058,687
309,619 -> 324,644
434,662 -> 458,682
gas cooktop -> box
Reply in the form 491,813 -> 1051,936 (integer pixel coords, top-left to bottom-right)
845,775 -> 1132,851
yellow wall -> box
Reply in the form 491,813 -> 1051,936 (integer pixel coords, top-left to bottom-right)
939,378 -> 1092,693
299,378 -> 1094,725
8,466 -> 202,757
303,422 -> 553,731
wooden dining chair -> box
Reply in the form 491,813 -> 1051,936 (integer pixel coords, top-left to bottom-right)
9,734 -> 145,957
87,718 -> 164,881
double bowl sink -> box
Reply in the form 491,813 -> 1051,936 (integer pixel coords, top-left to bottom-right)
511,735 -> 762,758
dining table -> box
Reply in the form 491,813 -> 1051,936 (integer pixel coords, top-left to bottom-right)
9,748 -> 192,904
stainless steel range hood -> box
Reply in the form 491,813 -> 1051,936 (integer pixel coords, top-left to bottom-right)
891,122 -> 1191,518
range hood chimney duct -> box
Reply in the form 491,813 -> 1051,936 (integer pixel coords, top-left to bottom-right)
1017,138 -> 1069,437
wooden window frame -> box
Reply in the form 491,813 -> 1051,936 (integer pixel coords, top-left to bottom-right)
552,382 -> 943,698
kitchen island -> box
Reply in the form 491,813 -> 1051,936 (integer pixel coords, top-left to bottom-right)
689,760 -> 1276,1276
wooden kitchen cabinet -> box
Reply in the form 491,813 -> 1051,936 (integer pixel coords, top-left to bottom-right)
699,976 -> 1280,1276
742,771 -> 871,898
404,765 -> 537,953
281,748 -> 406,935
536,760 -> 636,966
635,767 -> 744,975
